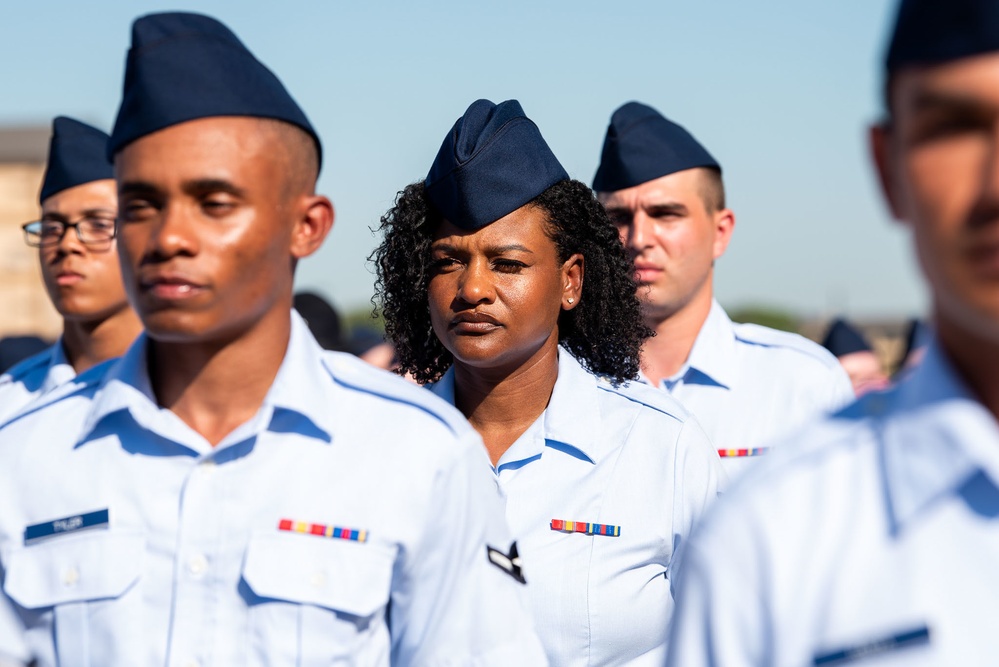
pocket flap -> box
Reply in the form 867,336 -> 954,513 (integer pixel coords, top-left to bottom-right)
242,531 -> 395,617
4,531 -> 144,609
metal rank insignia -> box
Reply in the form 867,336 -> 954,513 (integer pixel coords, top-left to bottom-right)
550,519 -> 621,537
278,518 -> 367,543
717,447 -> 769,458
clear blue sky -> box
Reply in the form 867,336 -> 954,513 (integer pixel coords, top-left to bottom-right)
0,0 -> 921,320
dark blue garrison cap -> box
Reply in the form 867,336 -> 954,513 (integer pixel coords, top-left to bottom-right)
39,117 -> 114,204
821,319 -> 873,358
108,12 -> 321,168
425,99 -> 568,230
592,102 -> 719,193
886,0 -> 999,72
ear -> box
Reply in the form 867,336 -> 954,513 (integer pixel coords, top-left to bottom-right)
711,207 -> 736,260
560,253 -> 584,311
290,195 -> 335,259
869,123 -> 904,222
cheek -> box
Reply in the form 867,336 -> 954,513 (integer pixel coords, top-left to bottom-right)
903,140 -> 988,234
427,277 -> 453,329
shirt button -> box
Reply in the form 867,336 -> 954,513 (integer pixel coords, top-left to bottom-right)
63,566 -> 80,587
310,572 -> 326,589
187,554 -> 208,576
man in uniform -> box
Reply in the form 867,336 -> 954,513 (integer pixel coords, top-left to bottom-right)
0,117 -> 141,424
593,103 -> 853,476
667,0 -> 999,663
0,12 -> 545,666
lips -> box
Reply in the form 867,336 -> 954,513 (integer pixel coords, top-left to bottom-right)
450,311 -> 501,333
140,273 -> 205,300
54,270 -> 84,286
632,264 -> 663,284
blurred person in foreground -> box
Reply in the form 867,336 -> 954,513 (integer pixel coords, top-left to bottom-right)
667,0 -> 999,664
593,104 -> 852,478
0,117 -> 141,424
0,12 -> 544,667
374,97 -> 723,665
821,317 -> 890,395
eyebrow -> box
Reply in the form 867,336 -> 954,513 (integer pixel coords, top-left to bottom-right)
182,179 -> 247,199
431,242 -> 535,254
118,179 -> 247,199
910,89 -> 998,115
41,207 -> 116,221
644,202 -> 688,215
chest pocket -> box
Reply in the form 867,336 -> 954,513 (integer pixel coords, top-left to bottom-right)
241,530 -> 397,666
3,530 -> 145,667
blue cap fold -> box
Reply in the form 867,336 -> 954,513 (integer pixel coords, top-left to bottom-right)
108,12 -> 321,168
592,101 -> 719,192
886,0 -> 999,72
821,319 -> 873,357
425,99 -> 568,230
40,117 -> 114,204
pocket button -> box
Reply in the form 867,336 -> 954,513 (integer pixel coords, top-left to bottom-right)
63,566 -> 80,587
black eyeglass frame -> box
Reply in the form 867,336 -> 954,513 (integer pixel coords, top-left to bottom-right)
21,216 -> 118,248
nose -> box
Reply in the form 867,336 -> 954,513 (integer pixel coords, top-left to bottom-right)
455,258 -> 494,305
52,223 -> 86,256
624,211 -> 655,253
143,203 -> 199,260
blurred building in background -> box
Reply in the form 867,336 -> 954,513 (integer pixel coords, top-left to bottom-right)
0,125 -> 59,338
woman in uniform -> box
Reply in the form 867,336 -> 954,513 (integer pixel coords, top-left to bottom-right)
373,98 -> 723,666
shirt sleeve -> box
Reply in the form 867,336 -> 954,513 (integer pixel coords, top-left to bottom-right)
666,507 -> 773,667
389,431 -> 548,666
667,415 -> 725,595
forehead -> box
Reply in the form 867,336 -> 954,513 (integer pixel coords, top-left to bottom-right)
41,179 -> 117,215
433,204 -> 551,247
891,52 -> 999,117
114,116 -> 284,182
598,168 -> 705,208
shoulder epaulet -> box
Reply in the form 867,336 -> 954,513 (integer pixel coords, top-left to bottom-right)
733,323 -> 841,368
319,351 -> 472,436
0,347 -> 53,384
594,376 -> 689,424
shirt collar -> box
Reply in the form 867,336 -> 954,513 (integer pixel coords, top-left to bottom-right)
881,340 -> 999,531
78,311 -> 334,455
429,347 -> 604,467
680,299 -> 737,389
40,337 -> 75,393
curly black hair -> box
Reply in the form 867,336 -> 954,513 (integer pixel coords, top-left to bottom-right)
371,178 -> 651,385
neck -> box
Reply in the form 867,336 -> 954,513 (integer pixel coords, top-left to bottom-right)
149,308 -> 292,447
640,291 -> 714,386
62,307 -> 143,374
452,340 -> 560,466
937,315 -> 999,422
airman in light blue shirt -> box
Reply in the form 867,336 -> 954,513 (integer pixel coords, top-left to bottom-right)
0,116 -> 142,425
667,0 -> 999,663
0,11 -> 545,667
432,348 -> 723,666
594,104 -> 852,479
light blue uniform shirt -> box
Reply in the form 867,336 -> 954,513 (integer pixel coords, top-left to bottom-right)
645,300 -> 853,478
0,341 -> 74,425
0,313 -> 547,667
667,341 -> 999,666
432,349 -> 724,666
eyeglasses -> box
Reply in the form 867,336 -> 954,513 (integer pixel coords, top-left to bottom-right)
22,216 -> 117,248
